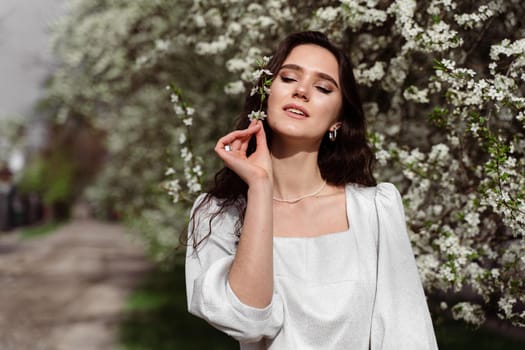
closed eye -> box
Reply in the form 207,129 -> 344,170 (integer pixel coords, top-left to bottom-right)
280,76 -> 296,83
316,86 -> 332,94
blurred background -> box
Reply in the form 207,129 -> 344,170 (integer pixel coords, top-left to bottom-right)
0,0 -> 63,226
0,0 -> 524,349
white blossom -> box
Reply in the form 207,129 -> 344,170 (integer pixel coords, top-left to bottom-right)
452,302 -> 486,326
178,132 -> 187,145
403,85 -> 429,103
354,61 -> 386,86
247,110 -> 267,121
155,39 -> 170,51
224,80 -> 245,95
316,6 -> 340,22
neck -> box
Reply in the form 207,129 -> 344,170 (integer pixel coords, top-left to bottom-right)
270,139 -> 324,200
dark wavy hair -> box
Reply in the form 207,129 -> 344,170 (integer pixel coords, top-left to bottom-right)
186,31 -> 376,248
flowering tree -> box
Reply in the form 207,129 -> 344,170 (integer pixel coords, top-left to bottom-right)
45,0 -> 237,260
48,0 -> 524,327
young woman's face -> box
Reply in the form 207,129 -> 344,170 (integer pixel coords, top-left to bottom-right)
266,44 -> 343,144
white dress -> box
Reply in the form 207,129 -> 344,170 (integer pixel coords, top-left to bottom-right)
185,183 -> 439,350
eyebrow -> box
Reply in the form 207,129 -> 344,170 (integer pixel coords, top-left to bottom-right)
279,64 -> 339,89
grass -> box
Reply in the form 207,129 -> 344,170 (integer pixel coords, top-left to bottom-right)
435,318 -> 525,350
119,264 -> 237,350
20,221 -> 66,239
119,264 -> 525,350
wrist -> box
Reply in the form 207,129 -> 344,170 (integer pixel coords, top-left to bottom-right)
247,178 -> 273,197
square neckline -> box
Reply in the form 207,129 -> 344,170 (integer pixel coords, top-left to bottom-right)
273,184 -> 352,240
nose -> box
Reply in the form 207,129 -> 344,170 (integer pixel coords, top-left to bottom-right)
293,84 -> 309,102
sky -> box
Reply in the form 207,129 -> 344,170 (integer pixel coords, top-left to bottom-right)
0,0 -> 66,120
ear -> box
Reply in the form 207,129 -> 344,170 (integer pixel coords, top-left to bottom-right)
329,121 -> 342,131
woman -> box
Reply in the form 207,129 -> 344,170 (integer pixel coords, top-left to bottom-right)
185,31 -> 438,349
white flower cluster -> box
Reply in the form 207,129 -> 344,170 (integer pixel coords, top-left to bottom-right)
389,0 -> 464,53
403,85 -> 429,103
341,0 -> 388,29
452,302 -> 486,327
490,38 -> 525,80
430,54 -> 525,247
247,110 -> 267,122
435,57 -> 525,113
315,6 -> 340,23
418,21 -> 463,52
224,80 -> 245,95
381,55 -> 409,92
163,86 -> 204,203
427,0 -> 456,16
163,169 -> 181,203
387,0 -> 421,46
354,61 -> 386,87
454,2 -> 502,29
195,35 -> 234,55
188,0 -> 293,87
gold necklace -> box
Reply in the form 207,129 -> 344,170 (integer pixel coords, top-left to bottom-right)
272,180 -> 327,204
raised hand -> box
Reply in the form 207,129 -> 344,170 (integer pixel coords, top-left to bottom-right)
215,120 -> 272,186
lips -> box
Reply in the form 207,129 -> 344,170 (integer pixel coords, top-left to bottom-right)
283,103 -> 309,119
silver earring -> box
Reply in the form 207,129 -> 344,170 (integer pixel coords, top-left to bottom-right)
329,128 -> 337,141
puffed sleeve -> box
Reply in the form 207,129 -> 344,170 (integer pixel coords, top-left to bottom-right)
370,183 -> 439,350
185,194 -> 284,343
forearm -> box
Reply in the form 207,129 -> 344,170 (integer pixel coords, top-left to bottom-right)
228,179 -> 274,308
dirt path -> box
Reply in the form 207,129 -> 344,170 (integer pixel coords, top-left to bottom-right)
0,219 -> 153,350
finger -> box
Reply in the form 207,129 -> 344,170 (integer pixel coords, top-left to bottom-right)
217,124 -> 260,147
241,121 -> 263,152
215,134 -> 250,158
240,138 -> 249,153
231,139 -> 242,151
215,137 -> 236,155
254,121 -> 269,151
214,142 -> 246,171
215,142 -> 238,162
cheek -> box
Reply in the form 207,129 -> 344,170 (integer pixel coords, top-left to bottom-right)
332,101 -> 343,121
266,94 -> 276,114
329,94 -> 343,120
268,81 -> 286,100
317,97 -> 342,122
266,83 -> 286,112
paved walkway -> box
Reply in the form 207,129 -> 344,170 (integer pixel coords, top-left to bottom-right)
0,219 -> 153,350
